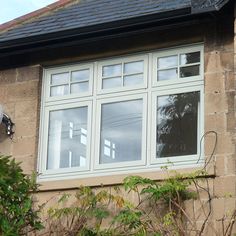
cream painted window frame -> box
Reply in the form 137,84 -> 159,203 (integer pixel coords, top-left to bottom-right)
97,54 -> 148,95
44,63 -> 94,102
94,93 -> 148,170
38,44 -> 204,181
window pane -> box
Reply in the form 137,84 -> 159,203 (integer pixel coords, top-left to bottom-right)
50,85 -> 69,97
124,74 -> 143,86
102,77 -> 122,89
156,92 -> 199,158
47,107 -> 88,169
180,65 -> 200,78
51,72 -> 69,85
157,68 -> 177,81
71,69 -> 89,82
158,55 -> 177,69
71,82 -> 89,93
124,61 -> 143,74
100,99 -> 143,164
180,52 -> 200,65
103,64 -> 122,77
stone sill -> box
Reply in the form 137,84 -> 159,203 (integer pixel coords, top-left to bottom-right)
38,163 -> 215,192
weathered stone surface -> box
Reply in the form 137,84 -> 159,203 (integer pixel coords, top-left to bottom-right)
214,176 -> 236,197
0,69 -> 16,84
16,65 -> 42,82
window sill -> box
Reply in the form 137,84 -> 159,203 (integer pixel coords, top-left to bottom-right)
38,163 -> 215,191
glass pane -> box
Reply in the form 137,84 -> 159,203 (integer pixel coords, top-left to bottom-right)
180,65 -> 200,78
71,82 -> 89,93
71,69 -> 89,82
158,55 -> 177,69
47,107 -> 88,170
157,68 -> 177,81
124,74 -> 143,86
100,99 -> 143,164
51,72 -> 69,85
156,92 -> 199,158
124,61 -> 143,74
102,77 -> 122,89
103,64 -> 122,77
180,52 -> 200,65
50,85 -> 69,97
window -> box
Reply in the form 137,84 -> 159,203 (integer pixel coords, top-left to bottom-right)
39,45 -> 204,180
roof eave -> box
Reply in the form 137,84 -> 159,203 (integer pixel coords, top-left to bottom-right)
0,0 -> 231,55
191,0 -> 230,13
0,7 -> 192,53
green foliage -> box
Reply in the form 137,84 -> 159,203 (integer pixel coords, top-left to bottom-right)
45,172 -> 202,235
48,186 -> 112,235
0,155 -> 43,235
113,208 -> 143,229
124,174 -> 196,203
43,169 -> 236,235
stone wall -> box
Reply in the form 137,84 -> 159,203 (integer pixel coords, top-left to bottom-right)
0,65 -> 42,174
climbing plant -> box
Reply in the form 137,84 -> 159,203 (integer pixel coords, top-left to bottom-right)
40,168 -> 236,236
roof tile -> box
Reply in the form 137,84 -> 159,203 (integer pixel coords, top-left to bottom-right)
0,0 -> 191,43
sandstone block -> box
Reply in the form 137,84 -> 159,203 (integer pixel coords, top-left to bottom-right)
214,176 -> 236,197
0,69 -> 16,84
212,198 -> 225,219
15,99 -> 39,119
7,80 -> 39,102
17,65 -> 42,82
205,72 -> 225,93
12,136 -> 37,156
205,93 -> 228,114
14,118 -> 38,138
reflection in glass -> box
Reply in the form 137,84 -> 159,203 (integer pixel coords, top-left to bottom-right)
47,107 -> 88,170
157,68 -> 177,81
103,64 -> 122,77
100,99 -> 143,164
71,82 -> 89,93
156,92 -> 199,158
158,56 -> 178,69
124,61 -> 143,74
50,85 -> 69,97
180,65 -> 200,78
102,77 -> 122,89
124,74 -> 143,86
180,52 -> 200,65
71,69 -> 89,82
51,73 -> 69,85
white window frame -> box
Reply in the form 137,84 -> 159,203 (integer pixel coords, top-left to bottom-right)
44,63 -> 94,102
94,93 -> 147,170
97,54 -> 148,94
38,44 -> 204,181
39,100 -> 92,177
150,86 -> 204,166
152,45 -> 204,88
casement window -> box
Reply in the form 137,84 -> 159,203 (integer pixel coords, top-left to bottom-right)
38,45 -> 204,180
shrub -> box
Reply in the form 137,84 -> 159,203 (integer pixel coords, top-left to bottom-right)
0,155 -> 43,235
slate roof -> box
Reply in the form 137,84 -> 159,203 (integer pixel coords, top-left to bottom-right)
0,0 -> 230,44
0,0 -> 192,43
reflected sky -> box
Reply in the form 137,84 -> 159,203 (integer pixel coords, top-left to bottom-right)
71,69 -> 90,82
100,99 -> 143,164
124,61 -> 144,74
103,64 -> 122,77
158,55 -> 177,69
47,107 -> 88,170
